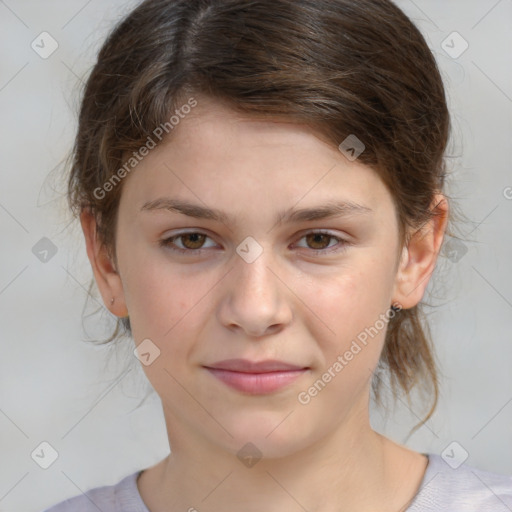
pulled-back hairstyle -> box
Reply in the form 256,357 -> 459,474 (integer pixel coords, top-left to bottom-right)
68,0 -> 457,433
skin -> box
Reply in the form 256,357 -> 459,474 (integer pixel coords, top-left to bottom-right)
81,95 -> 448,512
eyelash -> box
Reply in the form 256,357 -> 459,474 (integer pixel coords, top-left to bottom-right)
158,230 -> 350,256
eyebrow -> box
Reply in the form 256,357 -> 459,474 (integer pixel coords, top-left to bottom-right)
140,197 -> 373,226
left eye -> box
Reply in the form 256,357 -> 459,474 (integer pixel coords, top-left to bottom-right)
159,231 -> 346,254
294,231 -> 344,251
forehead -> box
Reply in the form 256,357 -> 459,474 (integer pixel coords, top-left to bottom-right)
168,95 -> 334,157
117,95 -> 394,222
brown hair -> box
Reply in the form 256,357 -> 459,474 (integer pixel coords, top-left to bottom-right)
68,0 -> 459,433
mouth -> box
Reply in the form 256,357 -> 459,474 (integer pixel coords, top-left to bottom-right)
203,359 -> 310,394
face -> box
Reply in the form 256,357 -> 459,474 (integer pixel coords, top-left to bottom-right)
83,95 -> 445,460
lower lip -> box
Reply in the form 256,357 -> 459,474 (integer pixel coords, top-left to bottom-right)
205,368 -> 308,394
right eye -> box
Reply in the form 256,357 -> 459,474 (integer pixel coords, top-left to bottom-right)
159,231 -> 218,254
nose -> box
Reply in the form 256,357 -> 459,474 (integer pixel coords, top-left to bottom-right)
217,247 -> 293,338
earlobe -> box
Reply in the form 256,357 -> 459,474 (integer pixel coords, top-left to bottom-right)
391,194 -> 449,309
80,209 -> 129,318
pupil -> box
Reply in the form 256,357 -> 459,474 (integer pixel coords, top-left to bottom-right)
308,234 -> 328,249
184,233 -> 204,249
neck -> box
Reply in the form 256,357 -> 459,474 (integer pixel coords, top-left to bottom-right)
138,404 -> 425,512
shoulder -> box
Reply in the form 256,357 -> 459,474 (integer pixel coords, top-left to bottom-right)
40,470 -> 146,512
407,453 -> 512,511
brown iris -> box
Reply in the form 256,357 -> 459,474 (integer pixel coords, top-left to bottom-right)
304,233 -> 332,250
179,233 -> 207,249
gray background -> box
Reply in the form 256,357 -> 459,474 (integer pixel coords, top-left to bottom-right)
0,0 -> 511,510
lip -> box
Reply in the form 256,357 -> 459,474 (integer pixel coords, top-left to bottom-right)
205,358 -> 306,373
203,359 -> 309,394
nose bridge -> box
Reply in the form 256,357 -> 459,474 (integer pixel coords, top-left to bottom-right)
234,241 -> 279,308
237,247 -> 274,294
218,238 -> 292,336
234,235 -> 275,292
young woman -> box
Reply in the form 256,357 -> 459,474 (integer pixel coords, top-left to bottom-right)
43,0 -> 512,510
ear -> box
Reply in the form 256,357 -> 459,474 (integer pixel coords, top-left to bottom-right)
80,208 -> 129,318
391,194 -> 449,309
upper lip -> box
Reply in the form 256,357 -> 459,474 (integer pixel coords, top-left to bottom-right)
204,359 -> 307,373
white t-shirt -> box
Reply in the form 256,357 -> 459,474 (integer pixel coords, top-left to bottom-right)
41,453 -> 512,511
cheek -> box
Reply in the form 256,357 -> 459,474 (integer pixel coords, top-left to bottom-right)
294,267 -> 390,419
301,258 -> 394,366
117,244 -> 207,362
127,265 -> 211,340
125,265 -> 213,391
